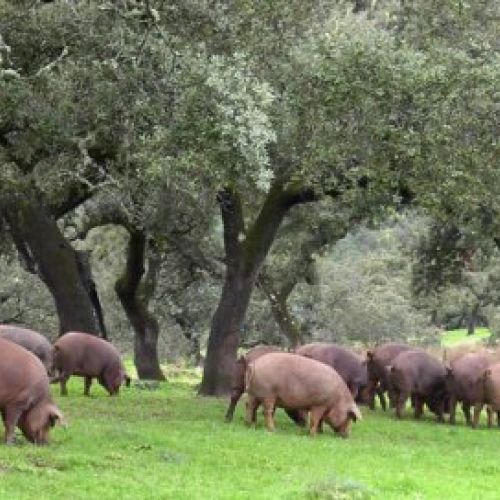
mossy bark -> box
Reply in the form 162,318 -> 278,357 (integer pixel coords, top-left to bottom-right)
115,231 -> 165,380
5,199 -> 102,335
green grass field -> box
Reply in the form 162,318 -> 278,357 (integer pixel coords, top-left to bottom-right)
0,365 -> 499,500
440,328 -> 491,347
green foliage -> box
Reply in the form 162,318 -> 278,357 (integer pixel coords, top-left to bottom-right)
1,368 -> 500,499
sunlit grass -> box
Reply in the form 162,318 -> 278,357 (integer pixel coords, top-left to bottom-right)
440,327 -> 491,347
0,367 -> 499,499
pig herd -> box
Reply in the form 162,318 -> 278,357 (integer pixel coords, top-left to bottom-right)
0,325 -> 130,444
226,341 -> 500,438
2,322 -> 500,445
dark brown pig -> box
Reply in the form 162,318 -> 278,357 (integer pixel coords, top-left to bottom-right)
366,342 -> 415,410
0,325 -> 54,375
0,338 -> 65,444
446,351 -> 494,425
245,352 -> 362,437
473,362 -> 500,428
52,331 -> 131,396
295,343 -> 369,403
225,345 -> 305,426
389,350 -> 448,421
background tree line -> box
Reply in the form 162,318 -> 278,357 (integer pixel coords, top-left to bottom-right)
0,0 -> 498,394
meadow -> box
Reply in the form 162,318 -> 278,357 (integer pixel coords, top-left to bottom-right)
0,361 -> 498,500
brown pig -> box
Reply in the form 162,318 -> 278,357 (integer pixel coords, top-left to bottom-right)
0,325 -> 54,375
245,352 -> 361,437
473,362 -> 500,428
446,351 -> 494,425
389,350 -> 448,421
365,342 -> 415,410
52,331 -> 131,396
295,343 -> 369,403
0,338 -> 65,445
225,345 -> 306,426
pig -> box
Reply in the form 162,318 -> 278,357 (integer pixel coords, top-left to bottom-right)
0,338 -> 65,445
245,352 -> 362,437
0,325 -> 54,375
52,331 -> 131,396
473,362 -> 500,428
446,351 -> 494,425
389,350 -> 448,421
365,342 -> 415,410
295,343 -> 369,403
225,345 -> 306,426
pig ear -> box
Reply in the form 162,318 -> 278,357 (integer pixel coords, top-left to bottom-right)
349,404 -> 362,422
48,405 -> 67,428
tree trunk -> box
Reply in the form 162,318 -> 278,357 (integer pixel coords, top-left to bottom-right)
199,183 -> 316,395
5,199 -> 101,335
258,273 -> 303,348
115,231 -> 165,380
467,304 -> 479,336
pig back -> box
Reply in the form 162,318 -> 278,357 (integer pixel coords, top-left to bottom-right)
296,343 -> 367,388
247,352 -> 352,409
0,338 -> 50,405
448,352 -> 493,401
0,325 -> 53,373
391,350 -> 446,394
366,343 -> 414,382
231,345 -> 281,391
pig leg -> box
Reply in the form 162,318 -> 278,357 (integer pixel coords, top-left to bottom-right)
395,391 -> 408,419
413,395 -> 424,419
462,402 -> 472,425
245,395 -> 259,426
59,375 -> 70,396
309,407 -> 325,436
497,411 -> 500,427
472,403 -> 483,429
84,376 -> 93,396
3,405 -> 23,445
376,385 -> 387,411
225,388 -> 243,422
449,395 -> 457,424
262,398 -> 276,432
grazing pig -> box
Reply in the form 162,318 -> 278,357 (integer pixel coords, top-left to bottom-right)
446,352 -> 494,425
0,325 -> 54,375
52,331 -> 131,396
389,350 -> 448,421
366,342 -> 415,410
225,345 -> 306,426
0,338 -> 65,444
245,352 -> 362,437
473,363 -> 500,428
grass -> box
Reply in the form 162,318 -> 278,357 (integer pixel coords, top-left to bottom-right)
440,327 -> 491,347
1,365 -> 499,500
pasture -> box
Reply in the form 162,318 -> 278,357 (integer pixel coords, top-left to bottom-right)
0,364 -> 498,500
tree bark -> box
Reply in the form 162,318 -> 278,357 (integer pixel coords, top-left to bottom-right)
199,182 -> 316,395
4,198 -> 102,335
115,230 -> 165,380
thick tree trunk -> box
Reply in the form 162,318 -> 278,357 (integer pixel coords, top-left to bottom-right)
199,183 -> 316,395
466,304 -> 479,336
115,231 -> 165,380
5,199 -> 101,335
